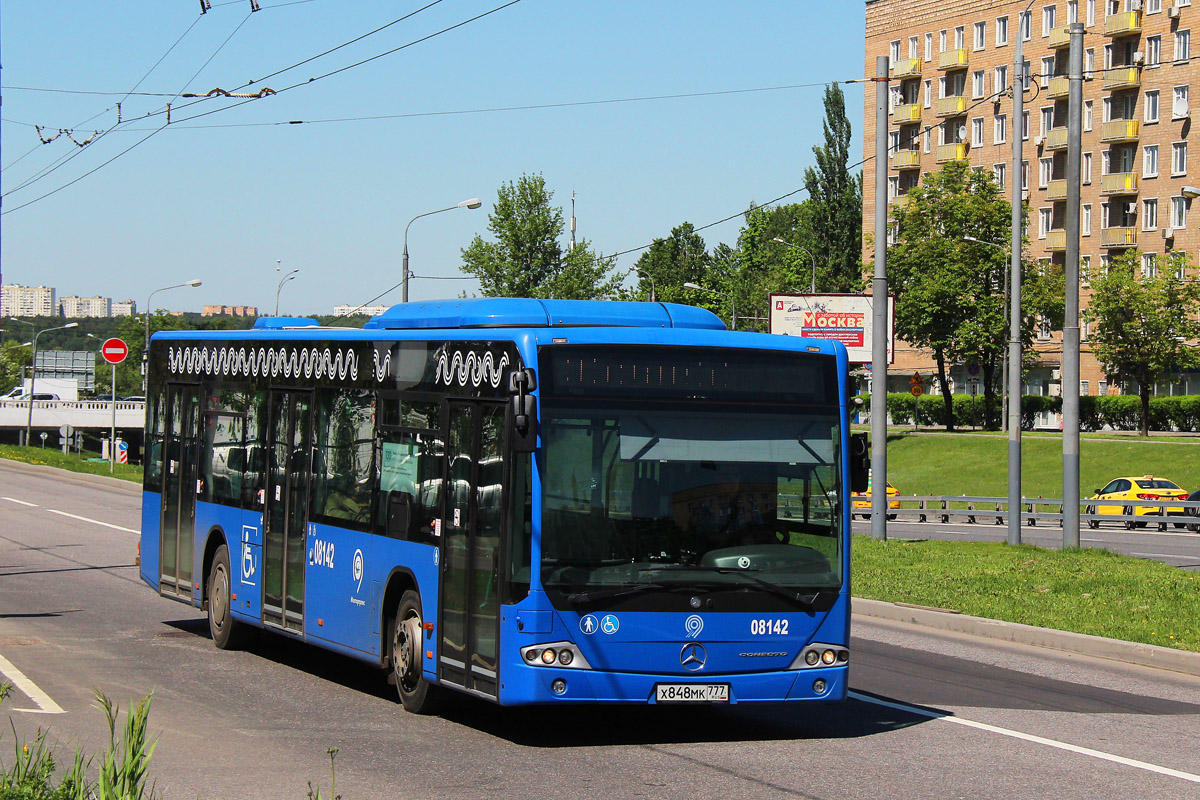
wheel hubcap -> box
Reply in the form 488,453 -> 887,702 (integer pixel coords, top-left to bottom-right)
395,612 -> 422,691
212,566 -> 229,627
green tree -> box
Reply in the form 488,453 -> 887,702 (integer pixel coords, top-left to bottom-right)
629,222 -> 711,304
889,161 -> 1062,430
1083,249 -> 1200,436
0,341 -> 33,394
461,174 -> 622,299
802,83 -> 864,293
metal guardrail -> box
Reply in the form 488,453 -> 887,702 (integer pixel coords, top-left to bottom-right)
857,495 -> 1200,531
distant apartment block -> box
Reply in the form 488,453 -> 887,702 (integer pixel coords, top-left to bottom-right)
112,299 -> 137,317
202,305 -> 259,317
333,304 -> 389,317
1,284 -> 57,317
59,295 -> 112,318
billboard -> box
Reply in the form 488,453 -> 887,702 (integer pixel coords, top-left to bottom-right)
768,293 -> 894,364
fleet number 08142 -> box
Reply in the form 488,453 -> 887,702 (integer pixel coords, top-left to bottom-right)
750,618 -> 788,635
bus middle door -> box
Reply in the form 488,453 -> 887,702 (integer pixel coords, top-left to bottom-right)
262,389 -> 312,634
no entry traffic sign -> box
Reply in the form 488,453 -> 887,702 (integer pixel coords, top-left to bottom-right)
101,338 -> 129,365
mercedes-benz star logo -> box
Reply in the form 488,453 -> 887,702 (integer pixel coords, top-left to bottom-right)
680,642 -> 707,672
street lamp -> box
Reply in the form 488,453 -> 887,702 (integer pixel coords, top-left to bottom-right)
25,322 -> 79,446
771,237 -> 817,294
402,198 -> 482,303
143,279 -> 202,392
630,268 -> 656,302
684,282 -> 736,330
275,268 -> 299,316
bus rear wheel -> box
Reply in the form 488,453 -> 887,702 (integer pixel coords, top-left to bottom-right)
391,590 -> 442,714
207,544 -> 249,650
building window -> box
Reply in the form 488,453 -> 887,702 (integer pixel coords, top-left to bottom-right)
1068,0 -> 1079,23
940,29 -> 947,53
1176,30 -> 1191,63
997,16 -> 1009,45
1142,253 -> 1158,279
887,175 -> 900,202
1084,151 -> 1093,183
1145,145 -> 1159,177
972,118 -> 984,146
1039,157 -> 1053,187
1081,379 -> 1090,395
994,114 -> 1007,143
1085,47 -> 1095,78
1145,90 -> 1160,123
1148,0 -> 1162,12
1102,96 -> 1114,123
1043,5 -> 1057,36
924,79 -> 932,107
974,21 -> 986,51
1143,198 -> 1159,230
973,70 -> 986,98
1146,35 -> 1161,67
1087,0 -> 1096,26
1022,111 -> 1030,140
889,131 -> 901,153
1039,207 -> 1052,237
1098,379 -> 1108,395
909,35 -> 919,59
1173,86 -> 1190,120
1041,106 -> 1054,135
994,162 -> 1007,187
1083,203 -> 1092,235
1022,160 -> 1029,192
1173,141 -> 1188,175
994,64 -> 1009,95
1021,10 -> 1032,41
1084,100 -> 1093,131
955,26 -> 965,49
1082,255 -> 1092,285
1038,317 -> 1053,340
1041,56 -> 1055,88
890,40 -> 901,62
924,128 -> 931,153
1176,258 -> 1188,280
1100,254 -> 1112,277
925,32 -> 933,62
1172,196 -> 1187,229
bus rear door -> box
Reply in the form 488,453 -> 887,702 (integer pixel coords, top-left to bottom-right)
160,383 -> 200,600
262,389 -> 312,634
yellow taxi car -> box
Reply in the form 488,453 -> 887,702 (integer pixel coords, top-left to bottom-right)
1086,475 -> 1190,530
852,479 -> 899,520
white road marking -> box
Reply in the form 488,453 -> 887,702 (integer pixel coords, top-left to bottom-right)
0,652 -> 65,714
850,691 -> 1200,785
45,509 -> 138,534
2,497 -> 39,507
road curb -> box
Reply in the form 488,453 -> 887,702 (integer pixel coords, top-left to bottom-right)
853,597 -> 1200,678
0,457 -> 141,494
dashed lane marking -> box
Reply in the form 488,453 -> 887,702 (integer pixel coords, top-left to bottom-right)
45,509 -> 138,534
850,691 -> 1200,785
0,652 -> 65,714
2,497 -> 39,507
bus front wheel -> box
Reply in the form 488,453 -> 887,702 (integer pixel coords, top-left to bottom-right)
391,590 -> 443,714
207,544 -> 249,650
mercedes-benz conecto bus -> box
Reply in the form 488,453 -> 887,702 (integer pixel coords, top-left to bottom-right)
139,298 -> 867,712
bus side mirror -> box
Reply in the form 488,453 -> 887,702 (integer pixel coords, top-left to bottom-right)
507,368 -> 538,454
849,433 -> 870,493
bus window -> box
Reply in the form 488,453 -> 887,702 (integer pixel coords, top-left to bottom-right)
201,387 -> 248,506
377,429 -> 443,542
311,389 -> 375,529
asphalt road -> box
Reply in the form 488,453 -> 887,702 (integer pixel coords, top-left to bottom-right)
3,460 -> 1200,799
852,515 -> 1200,571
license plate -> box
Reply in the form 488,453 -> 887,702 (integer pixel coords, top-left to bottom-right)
654,683 -> 730,703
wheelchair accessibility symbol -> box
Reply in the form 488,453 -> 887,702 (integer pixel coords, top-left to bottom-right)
600,614 -> 619,635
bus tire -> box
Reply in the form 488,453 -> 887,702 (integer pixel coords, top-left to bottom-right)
391,590 -> 442,715
207,544 -> 248,650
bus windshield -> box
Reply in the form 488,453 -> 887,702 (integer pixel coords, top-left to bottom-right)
539,402 -> 842,609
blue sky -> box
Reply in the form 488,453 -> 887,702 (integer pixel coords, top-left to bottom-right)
1,1 -> 867,315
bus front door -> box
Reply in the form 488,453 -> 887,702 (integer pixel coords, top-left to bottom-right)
160,383 -> 200,600
440,401 -> 505,698
262,390 -> 312,633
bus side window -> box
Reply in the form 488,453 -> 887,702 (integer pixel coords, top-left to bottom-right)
506,454 -> 532,603
377,429 -> 443,542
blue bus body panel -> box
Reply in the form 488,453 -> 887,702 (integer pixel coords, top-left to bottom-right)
139,492 -> 161,590
362,298 -> 727,331
233,510 -> 264,623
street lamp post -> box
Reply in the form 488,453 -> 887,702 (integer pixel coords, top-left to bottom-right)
25,322 -> 79,446
402,198 -> 482,303
631,268 -> 656,302
771,237 -> 817,294
275,268 -> 299,316
143,280 -> 202,393
684,282 -> 736,330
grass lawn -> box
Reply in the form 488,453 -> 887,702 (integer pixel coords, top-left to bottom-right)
0,444 -> 143,483
853,535 -> 1200,652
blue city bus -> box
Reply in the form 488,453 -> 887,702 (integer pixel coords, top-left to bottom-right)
139,298 -> 867,712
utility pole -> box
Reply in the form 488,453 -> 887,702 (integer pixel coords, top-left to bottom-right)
569,191 -> 577,252
1062,22 -> 1085,547
871,55 -> 889,542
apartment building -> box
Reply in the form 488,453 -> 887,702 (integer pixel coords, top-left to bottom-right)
1,284 -> 57,317
201,305 -> 259,317
59,295 -> 112,318
112,300 -> 137,317
333,304 -> 389,317
865,0 -> 1200,404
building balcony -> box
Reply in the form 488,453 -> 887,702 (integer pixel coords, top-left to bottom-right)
1104,10 -> 1141,36
935,95 -> 968,117
1049,26 -> 1072,49
936,142 -> 968,163
1101,227 -> 1138,248
1046,76 -> 1070,99
1104,66 -> 1142,91
1100,172 -> 1139,195
892,149 -> 922,169
890,193 -> 911,210
894,103 -> 922,123
1046,179 -> 1068,201
892,58 -> 922,80
1045,127 -> 1069,150
937,48 -> 969,70
1046,230 -> 1067,251
1100,118 -> 1140,143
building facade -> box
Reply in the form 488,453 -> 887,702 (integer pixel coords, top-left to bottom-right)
59,295 -> 112,318
333,304 -> 389,317
112,299 -> 137,317
1,284 -> 57,317
201,305 -> 259,317
865,0 -> 1200,406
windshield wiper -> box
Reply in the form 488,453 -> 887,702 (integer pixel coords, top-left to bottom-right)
644,566 -> 824,608
565,580 -> 717,606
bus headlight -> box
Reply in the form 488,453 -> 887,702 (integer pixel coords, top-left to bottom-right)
520,642 -> 592,670
792,644 -> 849,670
541,649 -> 557,665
